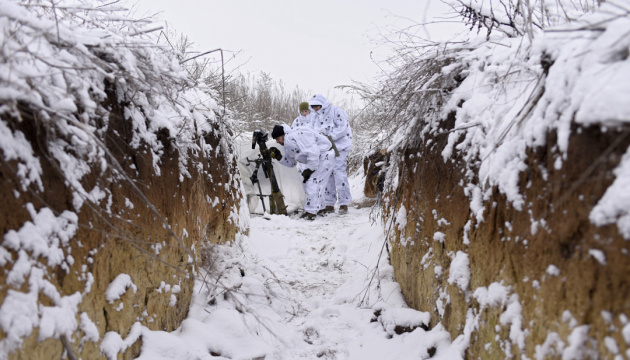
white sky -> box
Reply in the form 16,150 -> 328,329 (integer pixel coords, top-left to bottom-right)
125,0 -> 463,102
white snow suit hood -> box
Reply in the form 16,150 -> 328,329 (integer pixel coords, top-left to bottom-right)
308,94 -> 330,109
308,94 -> 353,152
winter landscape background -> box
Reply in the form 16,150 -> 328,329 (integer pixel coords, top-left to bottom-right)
0,0 -> 629,359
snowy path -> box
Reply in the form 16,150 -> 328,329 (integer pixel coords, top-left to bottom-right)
137,207 -> 462,360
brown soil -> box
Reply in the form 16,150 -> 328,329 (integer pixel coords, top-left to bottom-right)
0,89 -> 242,359
383,113 -> 630,359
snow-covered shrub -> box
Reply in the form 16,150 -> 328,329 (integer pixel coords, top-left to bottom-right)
0,0 -> 246,357
454,0 -> 601,40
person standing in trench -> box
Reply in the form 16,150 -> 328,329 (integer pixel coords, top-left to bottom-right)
308,94 -> 353,214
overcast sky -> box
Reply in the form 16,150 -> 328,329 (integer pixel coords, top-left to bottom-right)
125,0 -> 463,102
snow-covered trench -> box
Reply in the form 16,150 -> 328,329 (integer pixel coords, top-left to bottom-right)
130,188 -> 466,359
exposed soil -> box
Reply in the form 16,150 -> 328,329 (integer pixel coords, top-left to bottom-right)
384,116 -> 630,358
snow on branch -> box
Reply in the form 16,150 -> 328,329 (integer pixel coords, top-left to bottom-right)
0,1 -> 244,356
450,0 -> 602,39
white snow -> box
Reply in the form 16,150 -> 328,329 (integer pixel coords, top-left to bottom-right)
105,274 -> 138,304
433,231 -> 446,243
0,204 -> 81,355
129,199 -> 469,360
605,336 -> 620,355
377,307 -> 431,336
80,312 -> 100,342
0,119 -> 43,191
623,323 -> 630,344
563,325 -> 597,359
500,295 -> 526,353
2,204 -> 78,286
588,249 -> 607,265
546,265 -> 561,277
448,251 -> 471,292
395,205 -> 407,232
534,332 -> 564,360
474,283 -> 510,309
590,147 -> 630,239
101,322 -> 143,360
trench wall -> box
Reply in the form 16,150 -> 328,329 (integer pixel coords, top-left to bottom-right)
383,115 -> 630,358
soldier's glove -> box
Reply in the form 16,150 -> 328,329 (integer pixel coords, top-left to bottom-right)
268,147 -> 282,161
302,168 -> 314,183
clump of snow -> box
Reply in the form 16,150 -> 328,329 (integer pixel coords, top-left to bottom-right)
473,282 -> 510,309
590,147 -> 630,239
80,312 -> 100,342
105,274 -> 138,304
0,204 -> 81,356
604,336 -> 620,355
448,251 -> 471,291
623,322 -> 630,344
534,332 -> 564,360
473,283 -> 527,357
563,325 -> 598,359
0,268 -> 82,355
546,265 -> 561,277
396,205 -> 407,232
434,265 -> 443,277
38,292 -> 82,341
0,119 -> 43,191
588,249 -> 607,265
500,294 -> 526,353
463,220 -> 472,245
101,322 -> 143,360
3,204 -> 78,286
377,307 -> 431,336
436,286 -> 450,318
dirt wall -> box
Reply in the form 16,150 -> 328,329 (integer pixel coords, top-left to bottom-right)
0,93 -> 243,358
384,114 -> 630,358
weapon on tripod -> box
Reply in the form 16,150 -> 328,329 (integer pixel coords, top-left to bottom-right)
246,155 -> 270,213
249,129 -> 287,215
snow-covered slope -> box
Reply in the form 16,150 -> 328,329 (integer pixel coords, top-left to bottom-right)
370,1 -> 630,358
0,1 -> 246,358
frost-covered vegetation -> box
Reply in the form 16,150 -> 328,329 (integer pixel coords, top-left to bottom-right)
0,0 -> 244,357
354,1 -> 630,358
0,0 -> 235,196
358,0 -> 630,237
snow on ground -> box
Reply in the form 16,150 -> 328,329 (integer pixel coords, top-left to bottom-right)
130,174 -> 462,360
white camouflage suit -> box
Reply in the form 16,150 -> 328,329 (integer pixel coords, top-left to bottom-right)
308,94 -> 353,208
291,105 -> 314,173
275,125 -> 335,214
